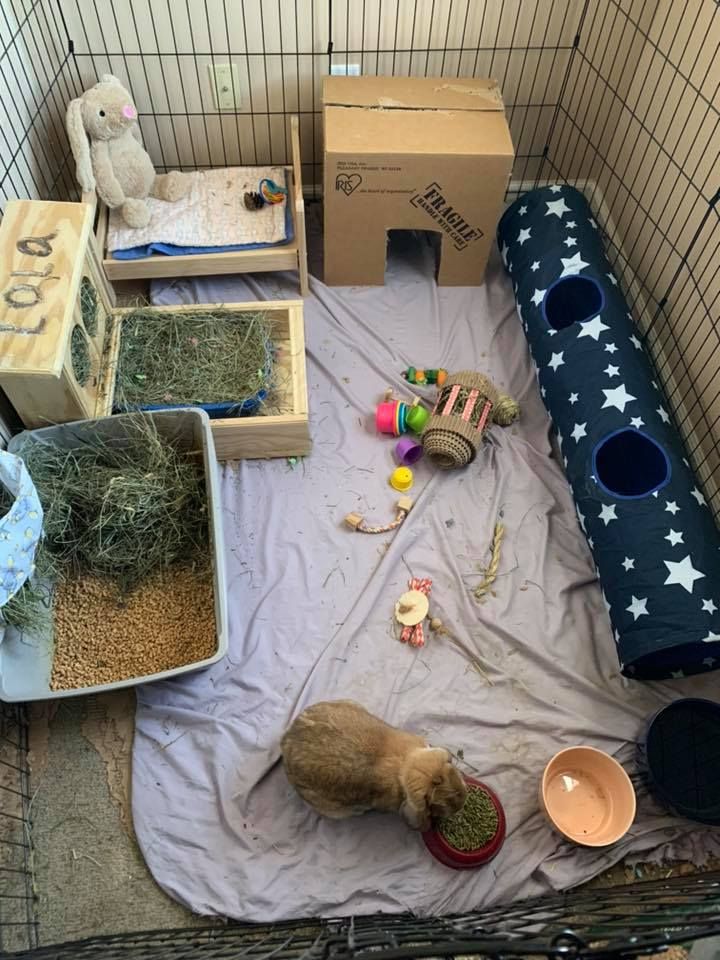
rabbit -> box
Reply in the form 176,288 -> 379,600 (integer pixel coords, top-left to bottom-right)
281,700 -> 467,831
66,75 -> 189,229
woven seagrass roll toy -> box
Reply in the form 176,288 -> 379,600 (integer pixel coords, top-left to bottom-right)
422,371 -> 519,469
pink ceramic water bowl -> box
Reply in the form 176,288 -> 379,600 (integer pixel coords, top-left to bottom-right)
540,746 -> 636,847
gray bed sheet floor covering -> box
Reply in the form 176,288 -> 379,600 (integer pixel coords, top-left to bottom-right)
133,227 -> 720,922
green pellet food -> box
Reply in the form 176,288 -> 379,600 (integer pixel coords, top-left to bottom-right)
438,786 -> 499,851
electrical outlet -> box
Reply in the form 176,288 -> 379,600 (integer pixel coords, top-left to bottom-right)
330,63 -> 361,76
208,63 -> 241,110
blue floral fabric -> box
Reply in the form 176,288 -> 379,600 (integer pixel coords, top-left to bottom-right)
0,450 -> 43,609
497,184 -> 720,681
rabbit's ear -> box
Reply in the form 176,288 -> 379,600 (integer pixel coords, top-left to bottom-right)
66,98 -> 95,192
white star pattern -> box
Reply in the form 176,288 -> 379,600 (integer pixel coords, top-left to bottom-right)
702,599 -> 718,614
540,386 -> 546,398
670,670 -> 685,679
604,342 -> 618,354
691,487 -> 707,506
569,392 -> 579,404
548,352 -> 564,371
629,334 -> 642,350
571,422 -> 587,442
606,273 -> 618,286
549,185 -> 562,193
567,220 -> 576,228
598,503 -> 618,525
626,595 -> 649,620
546,197 -> 571,218
703,657 -> 717,667
602,384 -> 636,413
665,529 -> 684,546
702,632 -> 720,643
500,242 -> 509,266
577,315 -> 609,341
630,417 -> 644,429
622,557 -> 635,571
560,252 -> 590,277
531,260 -> 540,272
563,236 -> 577,247
604,364 -> 619,377
519,205 -> 527,215
547,328 -> 557,336
531,288 -> 546,307
517,227 -> 532,245
589,218 -> 597,228
657,406 -> 670,423
663,554 -> 705,593
665,501 -> 680,515
588,537 -> 594,548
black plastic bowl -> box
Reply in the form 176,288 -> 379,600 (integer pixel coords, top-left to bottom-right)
638,698 -> 720,824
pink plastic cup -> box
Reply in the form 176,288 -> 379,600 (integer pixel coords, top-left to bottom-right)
376,400 -> 399,434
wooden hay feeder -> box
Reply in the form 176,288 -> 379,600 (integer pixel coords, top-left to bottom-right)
0,200 -> 310,462
0,200 -> 115,428
422,371 -> 519,469
105,300 -> 310,460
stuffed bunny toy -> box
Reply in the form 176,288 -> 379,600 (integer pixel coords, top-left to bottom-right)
66,75 -> 189,229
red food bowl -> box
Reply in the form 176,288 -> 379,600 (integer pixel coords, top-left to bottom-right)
422,776 -> 506,870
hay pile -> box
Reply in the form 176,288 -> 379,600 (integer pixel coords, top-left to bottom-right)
71,325 -> 92,387
1,415 -> 209,633
114,308 -> 273,411
80,276 -> 99,337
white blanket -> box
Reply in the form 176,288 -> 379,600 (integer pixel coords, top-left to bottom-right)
107,166 -> 287,253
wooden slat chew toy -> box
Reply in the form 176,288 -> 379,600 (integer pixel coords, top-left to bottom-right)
344,496 -> 413,534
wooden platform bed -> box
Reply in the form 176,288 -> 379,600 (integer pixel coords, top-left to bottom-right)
83,116 -> 308,298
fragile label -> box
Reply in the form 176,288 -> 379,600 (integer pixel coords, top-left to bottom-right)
410,182 -> 484,250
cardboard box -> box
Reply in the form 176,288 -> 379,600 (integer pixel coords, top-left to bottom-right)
323,76 -> 514,287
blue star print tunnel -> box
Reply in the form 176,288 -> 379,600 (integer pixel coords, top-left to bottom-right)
497,184 -> 720,682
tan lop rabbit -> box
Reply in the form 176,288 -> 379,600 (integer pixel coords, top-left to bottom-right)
281,700 -> 467,831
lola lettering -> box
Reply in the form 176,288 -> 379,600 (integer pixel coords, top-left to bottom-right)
1,232 -> 59,335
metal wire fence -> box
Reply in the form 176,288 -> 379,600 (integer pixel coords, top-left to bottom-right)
0,1 -> 719,955
1,699 -> 720,960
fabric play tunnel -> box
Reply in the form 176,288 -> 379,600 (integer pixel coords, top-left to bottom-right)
497,184 -> 720,681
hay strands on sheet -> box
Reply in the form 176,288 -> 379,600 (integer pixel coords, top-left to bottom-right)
393,576 -> 494,684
